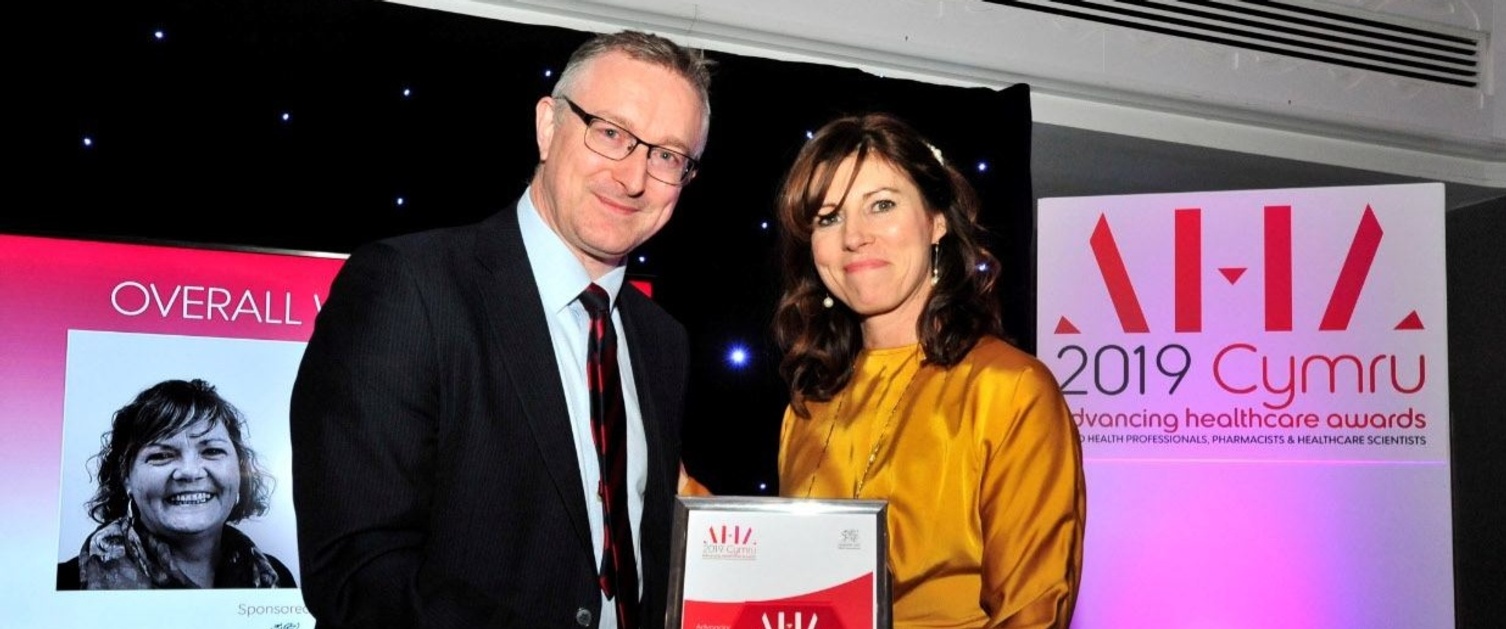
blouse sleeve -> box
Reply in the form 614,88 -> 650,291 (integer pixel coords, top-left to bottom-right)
678,461 -> 714,497
977,358 -> 1087,629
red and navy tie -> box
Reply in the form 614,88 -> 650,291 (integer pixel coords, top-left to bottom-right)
579,284 -> 640,629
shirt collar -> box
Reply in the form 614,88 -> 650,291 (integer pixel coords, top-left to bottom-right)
517,187 -> 627,314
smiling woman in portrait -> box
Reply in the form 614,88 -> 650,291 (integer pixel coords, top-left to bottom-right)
56,378 -> 295,590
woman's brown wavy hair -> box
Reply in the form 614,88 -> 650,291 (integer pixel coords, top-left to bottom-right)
773,112 -> 1004,417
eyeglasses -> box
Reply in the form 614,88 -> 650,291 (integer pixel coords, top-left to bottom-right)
560,96 -> 700,186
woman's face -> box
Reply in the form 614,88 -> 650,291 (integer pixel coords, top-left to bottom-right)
811,154 -> 946,338
125,419 -> 241,540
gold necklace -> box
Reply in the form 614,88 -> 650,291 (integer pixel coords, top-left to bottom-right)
804,346 -> 925,499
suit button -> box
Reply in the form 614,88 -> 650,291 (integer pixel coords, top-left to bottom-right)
575,607 -> 593,627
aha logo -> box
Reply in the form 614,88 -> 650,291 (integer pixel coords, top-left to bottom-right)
731,604 -> 842,629
703,524 -> 757,560
1051,203 -> 1430,409
1056,205 -> 1424,335
761,611 -> 819,629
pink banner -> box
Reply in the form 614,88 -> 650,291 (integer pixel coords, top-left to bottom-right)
1,233 -> 344,627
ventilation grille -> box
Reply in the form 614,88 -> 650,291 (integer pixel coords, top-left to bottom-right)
983,0 -> 1483,88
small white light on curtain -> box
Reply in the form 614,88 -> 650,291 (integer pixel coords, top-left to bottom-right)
726,345 -> 749,367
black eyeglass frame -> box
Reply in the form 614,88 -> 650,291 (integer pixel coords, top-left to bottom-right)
559,96 -> 700,186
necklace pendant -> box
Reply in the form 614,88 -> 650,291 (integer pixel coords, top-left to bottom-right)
811,346 -> 925,502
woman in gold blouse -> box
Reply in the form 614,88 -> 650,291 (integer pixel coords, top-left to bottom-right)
770,112 -> 1086,628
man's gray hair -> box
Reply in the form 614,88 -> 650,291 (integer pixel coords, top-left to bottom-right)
552,30 -> 714,139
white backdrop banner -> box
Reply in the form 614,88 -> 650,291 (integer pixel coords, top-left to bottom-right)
1037,183 -> 1453,628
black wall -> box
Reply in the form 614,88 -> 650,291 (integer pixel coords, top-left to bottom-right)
1445,195 -> 1506,629
15,0 -> 1034,498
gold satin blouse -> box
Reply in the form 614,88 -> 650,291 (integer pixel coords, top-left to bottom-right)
778,337 -> 1086,629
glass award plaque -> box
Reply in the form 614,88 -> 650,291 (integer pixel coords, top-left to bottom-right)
666,496 -> 891,629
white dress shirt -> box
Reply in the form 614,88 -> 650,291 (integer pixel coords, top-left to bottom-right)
517,189 -> 647,629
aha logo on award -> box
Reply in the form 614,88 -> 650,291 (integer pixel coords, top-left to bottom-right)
703,524 -> 757,560
733,604 -> 841,629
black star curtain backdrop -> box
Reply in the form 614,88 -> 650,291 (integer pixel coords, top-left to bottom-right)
18,0 -> 1033,494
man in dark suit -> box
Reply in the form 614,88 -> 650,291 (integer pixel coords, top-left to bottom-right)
289,30 -> 712,629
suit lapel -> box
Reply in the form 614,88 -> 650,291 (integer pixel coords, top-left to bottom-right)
472,207 -> 592,553
619,291 -> 671,513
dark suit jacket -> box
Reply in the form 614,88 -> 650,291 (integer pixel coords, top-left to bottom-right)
290,205 -> 688,629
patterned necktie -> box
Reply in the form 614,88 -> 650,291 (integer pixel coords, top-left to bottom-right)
578,284 -> 640,629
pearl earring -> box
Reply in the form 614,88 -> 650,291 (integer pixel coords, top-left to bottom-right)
822,294 -> 834,309
931,243 -> 940,286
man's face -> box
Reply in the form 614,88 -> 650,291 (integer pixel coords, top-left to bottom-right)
531,51 -> 707,278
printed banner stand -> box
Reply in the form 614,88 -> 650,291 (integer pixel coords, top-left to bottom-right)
1037,183 -> 1452,628
667,496 -> 891,629
1,233 -> 343,629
